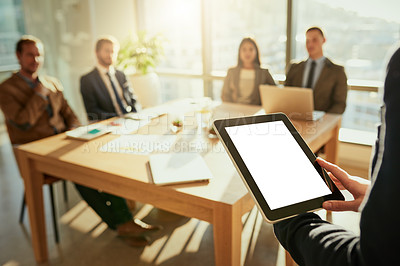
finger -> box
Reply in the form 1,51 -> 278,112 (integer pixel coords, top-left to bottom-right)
328,172 -> 337,181
323,200 -> 359,212
328,172 -> 343,187
328,172 -> 345,190
317,158 -> 351,187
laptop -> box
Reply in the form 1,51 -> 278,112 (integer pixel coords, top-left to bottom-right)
259,85 -> 325,121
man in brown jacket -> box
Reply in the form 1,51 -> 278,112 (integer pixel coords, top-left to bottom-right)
285,27 -> 348,114
0,42 -> 80,143
0,35 -> 160,246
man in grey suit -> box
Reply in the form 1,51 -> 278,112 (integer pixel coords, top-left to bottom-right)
285,27 -> 348,114
80,36 -> 138,121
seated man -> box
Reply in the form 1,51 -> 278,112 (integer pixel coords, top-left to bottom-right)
285,27 -> 348,114
0,35 -> 159,246
80,36 -> 138,121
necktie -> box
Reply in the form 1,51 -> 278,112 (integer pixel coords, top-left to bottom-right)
106,72 -> 127,114
306,60 -> 316,88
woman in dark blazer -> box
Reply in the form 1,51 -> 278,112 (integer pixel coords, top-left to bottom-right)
221,37 -> 275,105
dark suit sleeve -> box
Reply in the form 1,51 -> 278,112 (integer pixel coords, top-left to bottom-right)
284,64 -> 296,86
326,66 -> 348,114
80,75 -> 116,121
273,213 -> 363,266
358,47 -> 400,265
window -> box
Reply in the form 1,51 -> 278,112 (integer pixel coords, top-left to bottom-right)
292,0 -> 399,136
160,76 -> 204,102
137,0 -> 287,101
292,0 -> 400,82
342,90 -> 381,132
137,0 -> 202,74
210,0 -> 287,76
137,0 -> 399,144
0,0 -> 25,71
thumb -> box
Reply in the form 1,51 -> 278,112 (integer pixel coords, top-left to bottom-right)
323,200 -> 358,212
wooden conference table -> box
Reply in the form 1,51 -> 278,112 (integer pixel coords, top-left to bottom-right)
17,99 -> 341,265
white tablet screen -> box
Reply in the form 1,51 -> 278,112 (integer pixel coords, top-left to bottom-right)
226,121 -> 331,210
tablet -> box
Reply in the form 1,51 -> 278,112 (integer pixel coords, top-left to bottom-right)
213,113 -> 344,223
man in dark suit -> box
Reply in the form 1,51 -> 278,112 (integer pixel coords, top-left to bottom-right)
285,27 -> 348,114
80,36 -> 138,121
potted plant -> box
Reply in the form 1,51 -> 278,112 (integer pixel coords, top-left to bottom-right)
117,31 -> 165,108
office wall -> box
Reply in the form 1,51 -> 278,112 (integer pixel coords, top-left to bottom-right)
21,0 -> 137,123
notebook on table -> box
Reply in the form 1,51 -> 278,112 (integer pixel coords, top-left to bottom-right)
65,125 -> 111,140
148,153 -> 213,185
259,85 -> 325,121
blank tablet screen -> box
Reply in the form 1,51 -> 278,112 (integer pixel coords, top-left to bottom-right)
225,120 -> 331,210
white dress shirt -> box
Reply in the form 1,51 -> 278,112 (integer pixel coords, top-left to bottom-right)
237,69 -> 256,104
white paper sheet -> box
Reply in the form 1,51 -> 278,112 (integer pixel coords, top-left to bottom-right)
149,153 -> 213,185
108,118 -> 151,135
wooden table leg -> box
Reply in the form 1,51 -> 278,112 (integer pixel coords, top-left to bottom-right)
324,121 -> 341,164
323,121 -> 341,223
18,151 -> 48,262
213,202 -> 241,266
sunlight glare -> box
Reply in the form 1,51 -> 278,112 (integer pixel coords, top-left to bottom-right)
185,221 -> 209,252
60,200 -> 102,233
59,200 -> 88,224
155,219 -> 199,264
3,260 -> 20,266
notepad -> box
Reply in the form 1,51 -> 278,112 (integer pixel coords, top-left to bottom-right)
65,125 -> 112,140
148,153 -> 213,185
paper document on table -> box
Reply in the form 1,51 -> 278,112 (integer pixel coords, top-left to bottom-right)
149,153 -> 213,185
66,124 -> 112,140
108,118 -> 151,135
99,134 -> 177,155
124,111 -> 166,121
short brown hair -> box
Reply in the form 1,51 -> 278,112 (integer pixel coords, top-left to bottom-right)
306,27 -> 325,38
16,35 -> 43,53
95,35 -> 120,52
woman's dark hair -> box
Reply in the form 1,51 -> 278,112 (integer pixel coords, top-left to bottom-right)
237,37 -> 261,67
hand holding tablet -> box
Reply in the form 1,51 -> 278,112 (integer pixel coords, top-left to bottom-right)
213,113 -> 344,223
317,157 -> 370,212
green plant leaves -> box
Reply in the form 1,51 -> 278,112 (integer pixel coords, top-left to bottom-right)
117,31 -> 165,75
